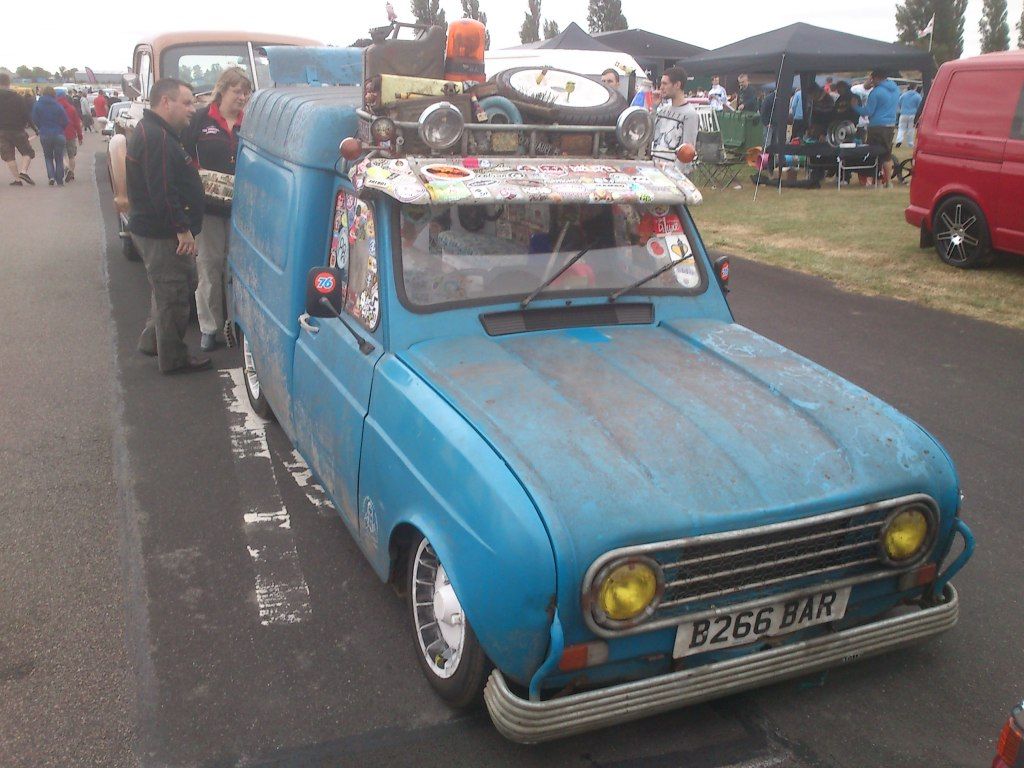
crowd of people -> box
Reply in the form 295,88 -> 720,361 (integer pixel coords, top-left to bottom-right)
128,68 -> 249,374
0,73 -> 118,187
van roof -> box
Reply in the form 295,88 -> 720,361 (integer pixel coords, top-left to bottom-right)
241,86 -> 361,171
940,49 -> 1024,72
138,30 -> 322,55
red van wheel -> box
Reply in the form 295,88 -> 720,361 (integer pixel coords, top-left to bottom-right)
932,197 -> 995,269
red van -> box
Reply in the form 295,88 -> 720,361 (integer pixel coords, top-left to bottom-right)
906,50 -> 1024,268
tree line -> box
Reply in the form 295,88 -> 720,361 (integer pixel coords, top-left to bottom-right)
0,65 -> 80,82
415,0 -> 1024,63
409,0 -> 627,45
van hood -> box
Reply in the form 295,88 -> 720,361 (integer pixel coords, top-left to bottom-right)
401,319 -> 954,574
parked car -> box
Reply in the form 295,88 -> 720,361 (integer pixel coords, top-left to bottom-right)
227,43 -> 974,743
107,30 -> 321,260
993,700 -> 1023,767
906,50 -> 1024,268
101,101 -> 130,137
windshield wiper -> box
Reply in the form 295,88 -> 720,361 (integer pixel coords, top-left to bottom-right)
520,246 -> 591,309
608,253 -> 694,302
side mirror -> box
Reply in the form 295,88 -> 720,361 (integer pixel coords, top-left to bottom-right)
122,73 -> 141,100
305,267 -> 345,317
712,255 -> 730,294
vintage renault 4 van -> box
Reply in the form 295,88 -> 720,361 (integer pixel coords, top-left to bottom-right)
228,64 -> 974,742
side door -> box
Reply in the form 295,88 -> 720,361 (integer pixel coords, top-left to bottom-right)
291,189 -> 385,528
997,74 -> 1024,254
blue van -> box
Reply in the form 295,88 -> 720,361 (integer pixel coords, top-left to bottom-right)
228,72 -> 974,742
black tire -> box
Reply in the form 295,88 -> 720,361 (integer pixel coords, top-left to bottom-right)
932,196 -> 995,269
407,533 -> 489,709
240,331 -> 275,420
895,158 -> 913,184
492,67 -> 625,126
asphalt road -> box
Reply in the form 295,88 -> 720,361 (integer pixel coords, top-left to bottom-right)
1,132 -> 1021,767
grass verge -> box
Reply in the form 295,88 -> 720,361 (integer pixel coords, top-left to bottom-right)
691,179 -> 1024,331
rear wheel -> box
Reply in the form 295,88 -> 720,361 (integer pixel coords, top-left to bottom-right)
408,534 -> 489,708
241,332 -> 275,420
932,196 -> 995,268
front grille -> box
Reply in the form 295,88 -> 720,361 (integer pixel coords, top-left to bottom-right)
583,495 -> 938,637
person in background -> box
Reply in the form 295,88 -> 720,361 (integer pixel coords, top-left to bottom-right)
0,72 -> 37,186
181,67 -> 251,352
31,87 -> 68,187
736,73 -> 758,112
55,88 -> 83,183
832,80 -> 861,125
127,78 -> 208,374
93,89 -> 109,122
895,85 -> 922,148
789,87 -> 804,137
80,91 -> 94,131
854,69 -> 899,187
823,76 -> 834,95
652,66 -> 698,171
707,75 -> 729,111
600,68 -> 620,90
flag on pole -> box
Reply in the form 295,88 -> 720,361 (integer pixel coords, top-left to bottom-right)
917,14 -> 935,38
85,66 -> 98,84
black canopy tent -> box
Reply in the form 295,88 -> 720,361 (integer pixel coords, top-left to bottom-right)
592,29 -> 706,77
680,23 -> 936,157
515,22 -> 617,51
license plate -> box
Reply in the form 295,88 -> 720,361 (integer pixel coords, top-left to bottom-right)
672,587 -> 852,658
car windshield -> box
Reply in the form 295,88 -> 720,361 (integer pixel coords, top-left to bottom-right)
397,203 -> 703,309
162,44 -> 251,93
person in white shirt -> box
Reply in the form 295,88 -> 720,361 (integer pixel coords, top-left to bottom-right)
653,66 -> 699,172
708,75 -> 728,111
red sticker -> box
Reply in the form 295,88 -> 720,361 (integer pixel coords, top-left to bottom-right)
314,272 -> 336,294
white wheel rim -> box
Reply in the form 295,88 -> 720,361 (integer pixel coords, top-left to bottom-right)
242,335 -> 261,401
412,538 -> 465,679
508,68 -> 610,108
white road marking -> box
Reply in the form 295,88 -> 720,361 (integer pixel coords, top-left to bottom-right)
282,448 -> 337,517
222,368 -> 311,626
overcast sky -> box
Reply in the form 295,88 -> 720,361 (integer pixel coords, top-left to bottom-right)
4,0 -> 1022,73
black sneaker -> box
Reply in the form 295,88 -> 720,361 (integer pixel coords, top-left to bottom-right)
9,180 -> 23,186
48,179 -> 55,186
19,172 -> 35,185
64,169 -> 73,183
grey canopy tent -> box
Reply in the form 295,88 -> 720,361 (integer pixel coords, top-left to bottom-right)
515,22 -> 618,51
680,23 -> 936,157
592,29 -> 706,77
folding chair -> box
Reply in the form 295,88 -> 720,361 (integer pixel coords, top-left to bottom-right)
837,145 -> 879,190
691,129 -> 742,189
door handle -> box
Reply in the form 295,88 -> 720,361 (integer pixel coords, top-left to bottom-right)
298,313 -> 320,335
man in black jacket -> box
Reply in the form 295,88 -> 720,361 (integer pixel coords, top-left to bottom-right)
127,78 -> 209,373
0,73 -> 37,186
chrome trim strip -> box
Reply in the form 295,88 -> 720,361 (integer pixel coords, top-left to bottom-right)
484,585 -> 959,744
582,494 -> 939,637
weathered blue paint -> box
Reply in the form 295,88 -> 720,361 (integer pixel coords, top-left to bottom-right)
228,83 -> 972,718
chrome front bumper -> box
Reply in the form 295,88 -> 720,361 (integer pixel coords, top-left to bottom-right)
484,584 -> 959,744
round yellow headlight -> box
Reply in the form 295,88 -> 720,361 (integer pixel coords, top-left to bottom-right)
597,561 -> 660,621
882,507 -> 930,561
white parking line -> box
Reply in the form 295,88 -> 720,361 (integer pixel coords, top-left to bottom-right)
282,449 -> 337,518
222,368 -> 312,626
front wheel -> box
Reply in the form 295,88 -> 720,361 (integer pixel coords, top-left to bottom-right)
408,534 -> 489,708
241,332 -> 275,420
932,196 -> 995,268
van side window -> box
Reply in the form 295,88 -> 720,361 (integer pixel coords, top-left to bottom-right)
328,191 -> 380,331
1012,85 -> 1024,140
937,71 -> 1019,139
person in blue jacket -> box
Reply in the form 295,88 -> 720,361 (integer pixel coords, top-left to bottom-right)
31,87 -> 69,186
896,86 -> 923,148
854,70 -> 899,187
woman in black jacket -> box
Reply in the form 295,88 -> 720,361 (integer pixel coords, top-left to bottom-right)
181,66 -> 251,351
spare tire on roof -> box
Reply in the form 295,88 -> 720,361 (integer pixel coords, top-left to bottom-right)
491,67 -> 625,126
